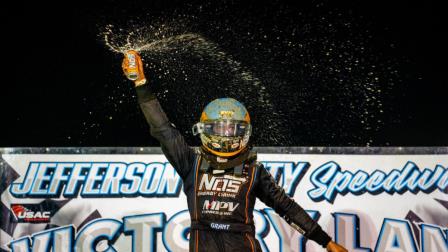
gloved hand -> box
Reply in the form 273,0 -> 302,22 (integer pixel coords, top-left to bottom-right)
326,241 -> 348,252
122,50 -> 147,87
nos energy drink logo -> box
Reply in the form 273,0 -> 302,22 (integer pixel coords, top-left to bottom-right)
11,204 -> 54,223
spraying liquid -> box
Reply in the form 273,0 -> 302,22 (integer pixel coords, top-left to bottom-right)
103,25 -> 291,145
99,15 -> 394,146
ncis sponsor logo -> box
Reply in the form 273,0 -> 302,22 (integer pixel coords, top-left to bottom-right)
11,204 -> 53,223
198,174 -> 247,194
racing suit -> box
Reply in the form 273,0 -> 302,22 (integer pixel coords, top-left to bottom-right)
136,85 -> 332,251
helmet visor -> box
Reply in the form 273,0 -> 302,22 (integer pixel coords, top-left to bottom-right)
203,121 -> 249,137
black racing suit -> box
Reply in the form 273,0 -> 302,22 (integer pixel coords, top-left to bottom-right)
136,86 -> 331,251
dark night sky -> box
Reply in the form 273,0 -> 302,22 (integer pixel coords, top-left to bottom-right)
1,0 -> 446,147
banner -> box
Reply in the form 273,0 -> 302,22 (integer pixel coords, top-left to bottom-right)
1,147 -> 447,251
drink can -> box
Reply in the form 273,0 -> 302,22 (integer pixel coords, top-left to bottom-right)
125,51 -> 139,81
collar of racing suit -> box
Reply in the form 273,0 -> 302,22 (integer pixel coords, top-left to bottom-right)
199,146 -> 257,170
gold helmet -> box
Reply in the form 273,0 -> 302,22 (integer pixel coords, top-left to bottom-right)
192,98 -> 251,157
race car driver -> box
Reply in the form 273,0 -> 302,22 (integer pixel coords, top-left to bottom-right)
122,50 -> 347,252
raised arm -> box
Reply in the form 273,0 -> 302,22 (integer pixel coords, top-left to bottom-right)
255,164 -> 347,252
122,50 -> 195,179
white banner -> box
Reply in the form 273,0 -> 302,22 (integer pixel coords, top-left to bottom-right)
0,150 -> 447,251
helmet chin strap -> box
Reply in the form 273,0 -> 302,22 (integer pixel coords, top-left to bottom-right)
200,146 -> 253,170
